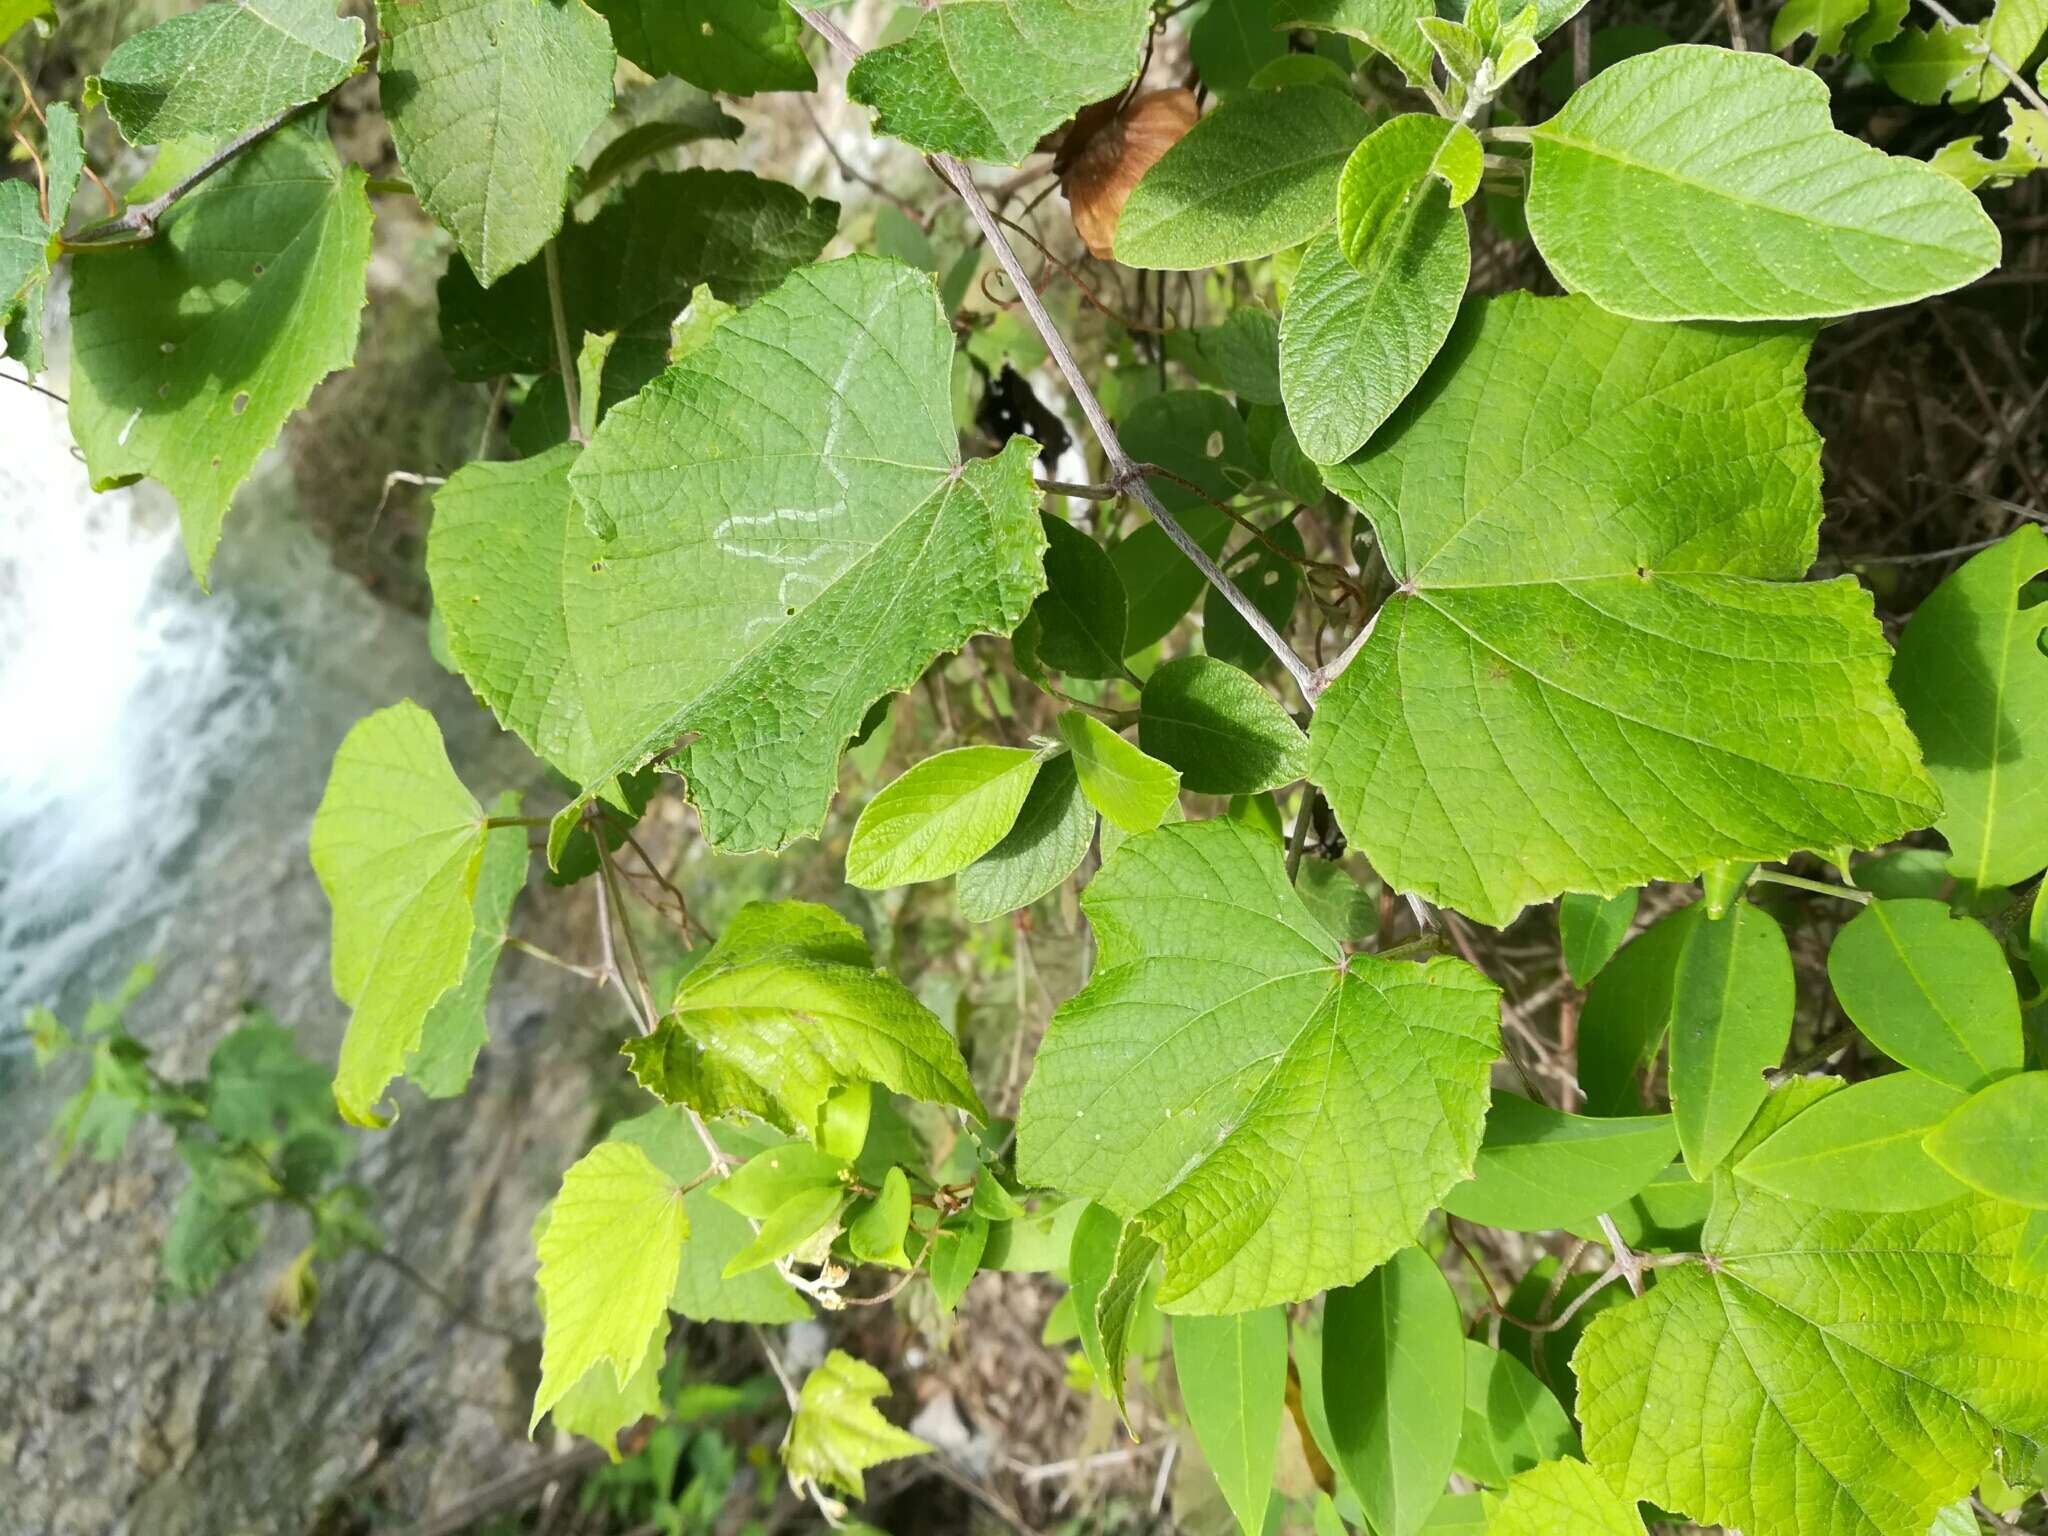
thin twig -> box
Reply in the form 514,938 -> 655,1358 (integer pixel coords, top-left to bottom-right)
71,98 -> 316,243
0,366 -> 66,405
1035,475 -> 1120,499
1750,869 -> 1872,905
545,240 -> 584,444
1286,788 -> 1317,883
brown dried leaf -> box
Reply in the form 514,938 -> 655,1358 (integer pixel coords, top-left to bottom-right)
1059,89 -> 1199,261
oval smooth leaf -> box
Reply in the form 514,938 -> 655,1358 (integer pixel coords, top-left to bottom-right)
1174,1308 -> 1290,1535
1139,655 -> 1308,794
1454,1340 -> 1578,1488
1735,1071 -> 1970,1211
1926,1071 -> 2048,1208
1442,1094 -> 1679,1231
846,746 -> 1045,888
956,751 -> 1095,922
1669,901 -> 1794,1177
1560,889 -> 1639,987
1057,713 -> 1182,833
1827,898 -> 2024,1091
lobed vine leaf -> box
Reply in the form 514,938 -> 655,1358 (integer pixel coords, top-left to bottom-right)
1016,818 -> 1499,1312
844,0 -> 1151,165
377,0 -> 616,287
1307,295 -> 1937,926
782,1351 -> 930,1500
1483,1458 -> 1646,1535
558,256 -> 1046,855
624,901 -> 986,1136
309,701 -> 486,1129
1525,46 -> 1999,321
531,1139 -> 689,1431
1576,1147 -> 2048,1536
88,0 -> 363,145
404,796 -> 529,1099
0,101 -> 81,377
1891,524 -> 2048,888
69,114 -> 373,586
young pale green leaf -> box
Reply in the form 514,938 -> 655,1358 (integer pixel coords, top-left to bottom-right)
1827,899 -> 2023,1091
625,901 -> 986,1133
1026,513 -> 1131,681
782,1350 -> 930,1500
69,116 -> 372,587
588,0 -> 814,94
0,102 -> 81,377
1455,1342 -> 1578,1489
1735,1071 -> 1970,1211
956,752 -> 1095,922
849,1167 -> 914,1266
1483,1459 -> 1645,1536
1771,0 -> 1876,56
1114,86 -> 1372,270
405,799 -> 529,1099
1094,1221 -> 1161,1416
1525,46 -> 1999,321
1271,0 -> 1435,84
1931,101 -> 2048,190
1279,112 -> 1477,465
1576,1162 -> 2048,1536
558,257 -> 1045,855
1058,713 -> 1182,834
1308,296 -> 1937,926
545,1330 -> 664,1460
722,1184 -> 845,1277
377,0 -> 615,287
436,169 -> 838,419
309,702 -> 485,1129
1174,1308 -> 1290,1536
1018,819 -> 1499,1312
609,1111 -> 810,1323
532,1140 -> 689,1431
1669,901 -> 1793,1177
91,0 -> 361,146
1138,656 -> 1307,795
1068,1203 -> 1122,1389
1323,1247 -> 1465,1536
1441,1095 -> 1678,1231
844,0 -> 1150,164
0,0 -> 50,48
847,746 -> 1046,888
1892,525 -> 2048,888
1559,890 -> 1638,986
1926,1071 -> 2048,1208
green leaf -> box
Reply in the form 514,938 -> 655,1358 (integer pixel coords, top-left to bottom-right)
722,1183 -> 845,1277
1174,1308 -> 1290,1536
1525,45 -> 1999,321
1115,86 -> 1372,270
1191,0 -> 1289,96
436,168 -> 838,414
850,1167 -> 914,1266
1441,1095 -> 1678,1232
1271,0 -> 1435,85
1559,890 -> 1638,987
1926,1071 -> 2048,1208
0,0 -> 51,48
1669,901 -> 1793,1177
1308,296 -> 1936,926
1931,102 -> 2048,191
608,1111 -> 811,1323
1483,1459 -> 1645,1536
310,702 -> 485,1128
1576,1164 -> 2048,1536
1827,899 -> 2024,1091
709,1138 -> 848,1219
587,0 -> 814,94
1094,1221 -> 1161,1415
377,0 -> 615,287
1197,306 -> 1283,405
69,115 -> 372,586
1297,858 -> 1380,944
406,797 -> 528,1099
89,0 -> 363,145
1017,818 -> 1499,1312
1323,1246 -> 1465,1536
1893,526 -> 2048,888
532,1140 -> 689,1431
848,747 -> 1046,888
1207,518 -> 1305,677
1455,1342 -> 1578,1488
1027,513 -> 1131,681
546,1331 -> 664,1459
1112,390 -> 1251,651
1772,0 -> 1875,57
580,106 -> 746,198
624,901 -> 986,1134
1138,655 -> 1308,794
783,1350 -> 930,1501
844,0 -> 1150,164
929,1215 -> 992,1313
1735,1072 -> 1971,1211
161,1179 -> 265,1299
1058,713 -> 1182,834
1068,1202 -> 1122,1388
956,752 -> 1095,921
1280,116 -> 1476,466
205,1018 -> 335,1149
0,102 -> 82,378
1577,904 -> 1700,1113
1418,1492 -> 1489,1534
560,257 -> 1046,854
